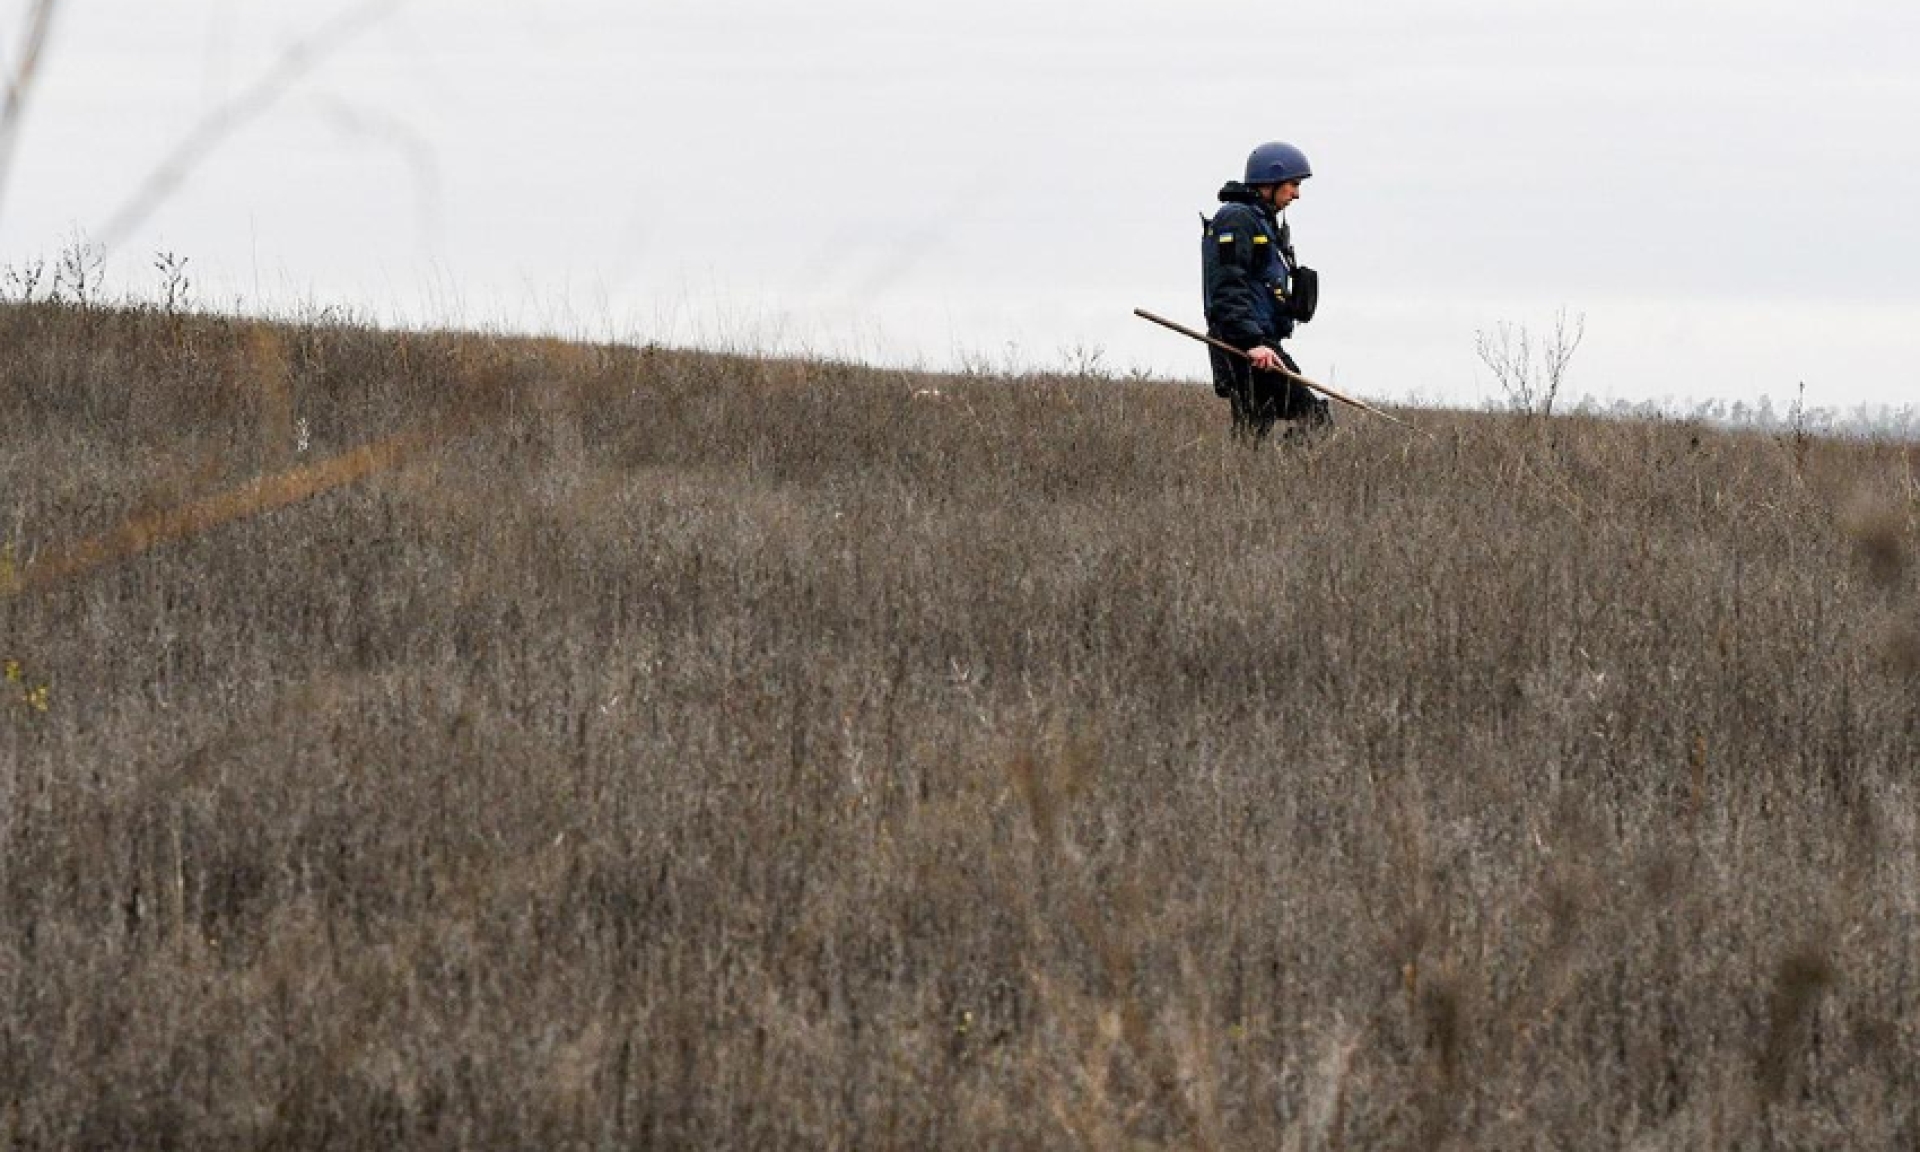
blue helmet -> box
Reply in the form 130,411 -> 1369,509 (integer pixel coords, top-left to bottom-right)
1245,141 -> 1312,186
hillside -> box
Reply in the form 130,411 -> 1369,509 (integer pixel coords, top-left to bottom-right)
2,301 -> 1918,1149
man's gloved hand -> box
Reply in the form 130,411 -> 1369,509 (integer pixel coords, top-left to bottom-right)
1247,345 -> 1283,372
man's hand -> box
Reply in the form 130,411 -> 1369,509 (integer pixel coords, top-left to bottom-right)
1247,345 -> 1283,372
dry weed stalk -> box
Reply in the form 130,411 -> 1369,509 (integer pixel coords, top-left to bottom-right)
2,425 -> 431,599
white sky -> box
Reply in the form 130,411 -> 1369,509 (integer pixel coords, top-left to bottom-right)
3,0 -> 1917,413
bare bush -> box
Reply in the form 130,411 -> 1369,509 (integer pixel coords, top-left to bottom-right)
152,250 -> 193,314
50,230 -> 103,307
1475,308 -> 1585,418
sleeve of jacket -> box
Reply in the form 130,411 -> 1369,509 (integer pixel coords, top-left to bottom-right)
1203,205 -> 1276,348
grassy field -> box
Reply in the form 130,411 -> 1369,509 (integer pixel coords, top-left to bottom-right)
2,299 -> 1917,1149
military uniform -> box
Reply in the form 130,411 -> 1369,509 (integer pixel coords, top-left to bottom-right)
1201,144 -> 1329,441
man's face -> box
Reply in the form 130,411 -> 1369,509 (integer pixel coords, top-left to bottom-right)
1267,180 -> 1303,210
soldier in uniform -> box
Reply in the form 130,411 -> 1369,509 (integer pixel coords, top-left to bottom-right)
1202,141 -> 1329,441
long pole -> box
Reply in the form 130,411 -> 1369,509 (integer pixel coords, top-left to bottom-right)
1133,307 -> 1419,433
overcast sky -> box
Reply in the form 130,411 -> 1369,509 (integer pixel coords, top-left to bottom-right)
4,0 -> 1916,413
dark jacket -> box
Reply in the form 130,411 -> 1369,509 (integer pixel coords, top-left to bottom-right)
1201,182 -> 1293,351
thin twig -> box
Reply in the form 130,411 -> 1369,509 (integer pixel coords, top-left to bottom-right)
0,0 -> 62,229
96,0 -> 407,251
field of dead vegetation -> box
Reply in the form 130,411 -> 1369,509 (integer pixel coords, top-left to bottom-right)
2,299 -> 1918,1149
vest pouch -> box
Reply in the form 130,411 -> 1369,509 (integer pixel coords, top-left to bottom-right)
1288,266 -> 1319,323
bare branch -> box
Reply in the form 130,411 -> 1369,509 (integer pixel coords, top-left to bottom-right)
96,0 -> 406,252
315,94 -> 445,262
0,0 -> 62,229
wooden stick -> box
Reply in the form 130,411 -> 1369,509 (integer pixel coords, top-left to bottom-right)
1133,307 -> 1423,434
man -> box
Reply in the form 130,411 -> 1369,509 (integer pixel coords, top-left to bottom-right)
1202,141 -> 1330,441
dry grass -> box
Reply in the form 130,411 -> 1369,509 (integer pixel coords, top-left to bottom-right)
2,298 -> 1917,1149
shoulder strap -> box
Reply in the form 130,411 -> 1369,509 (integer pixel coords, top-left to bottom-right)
1277,214 -> 1299,271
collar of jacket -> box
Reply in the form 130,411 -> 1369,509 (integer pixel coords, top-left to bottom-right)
1216,181 -> 1278,221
